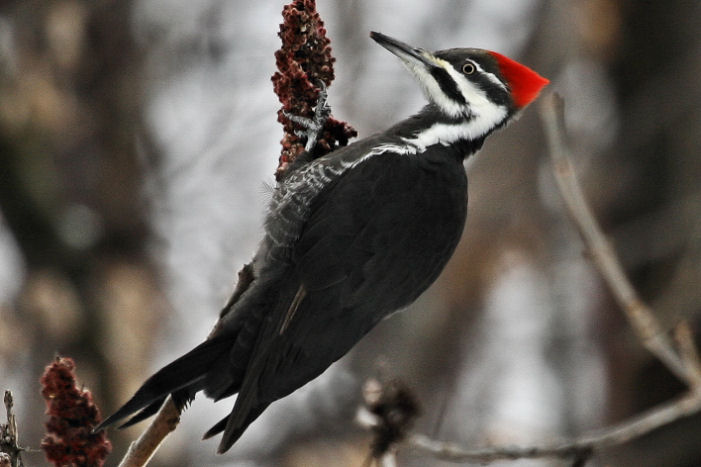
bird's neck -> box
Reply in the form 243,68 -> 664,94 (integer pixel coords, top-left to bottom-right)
385,103 -> 507,159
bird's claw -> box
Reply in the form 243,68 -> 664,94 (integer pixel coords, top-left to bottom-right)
283,80 -> 331,152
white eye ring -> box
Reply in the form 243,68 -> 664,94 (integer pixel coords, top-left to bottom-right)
462,62 -> 476,75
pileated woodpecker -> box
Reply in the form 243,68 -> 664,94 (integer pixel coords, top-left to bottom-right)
97,32 -> 549,453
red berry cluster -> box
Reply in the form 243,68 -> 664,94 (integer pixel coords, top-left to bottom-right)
40,357 -> 111,467
272,0 -> 357,179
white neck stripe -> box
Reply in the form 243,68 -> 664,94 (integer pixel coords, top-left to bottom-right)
402,110 -> 508,152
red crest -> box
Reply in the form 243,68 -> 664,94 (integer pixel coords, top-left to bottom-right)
488,51 -> 549,108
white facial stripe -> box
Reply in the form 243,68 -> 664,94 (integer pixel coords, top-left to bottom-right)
399,54 -> 510,141
400,58 -> 466,118
439,62 -> 509,136
440,62 -> 491,109
472,61 -> 508,92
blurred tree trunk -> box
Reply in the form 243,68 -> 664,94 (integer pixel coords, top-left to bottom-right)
0,1 -> 164,465
598,1 -> 701,466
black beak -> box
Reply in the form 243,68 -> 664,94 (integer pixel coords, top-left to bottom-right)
370,31 -> 435,68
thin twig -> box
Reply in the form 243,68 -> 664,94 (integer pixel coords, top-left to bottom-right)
386,93 -> 701,464
674,321 -> 701,389
408,392 -> 701,463
1,391 -> 23,467
116,397 -> 180,467
539,92 -> 701,388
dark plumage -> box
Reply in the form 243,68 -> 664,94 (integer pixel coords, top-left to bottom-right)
97,31 -> 548,453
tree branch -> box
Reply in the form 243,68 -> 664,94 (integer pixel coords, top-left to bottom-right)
116,398 -> 180,467
0,391 -> 24,467
674,320 -> 701,382
408,392 -> 701,463
539,92 -> 701,390
373,93 -> 701,464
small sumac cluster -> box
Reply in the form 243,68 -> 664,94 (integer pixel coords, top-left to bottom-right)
272,0 -> 356,178
40,357 -> 111,467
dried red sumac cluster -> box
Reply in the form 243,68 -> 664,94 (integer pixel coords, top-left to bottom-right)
40,357 -> 111,467
272,0 -> 356,179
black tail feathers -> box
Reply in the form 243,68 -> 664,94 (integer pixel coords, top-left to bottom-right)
117,396 -> 166,429
200,403 -> 268,454
216,404 -> 268,454
95,335 -> 231,432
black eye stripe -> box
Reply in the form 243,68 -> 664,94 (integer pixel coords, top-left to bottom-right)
471,71 -> 511,107
429,67 -> 467,105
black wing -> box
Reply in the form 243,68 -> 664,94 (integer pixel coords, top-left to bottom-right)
216,150 -> 467,451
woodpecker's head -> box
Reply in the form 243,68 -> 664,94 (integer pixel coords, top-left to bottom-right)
370,32 -> 548,134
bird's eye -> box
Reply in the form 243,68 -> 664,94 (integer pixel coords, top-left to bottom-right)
462,62 -> 476,75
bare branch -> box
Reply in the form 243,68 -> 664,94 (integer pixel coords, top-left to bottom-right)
358,378 -> 420,463
376,93 -> 701,465
674,321 -> 701,388
408,393 -> 701,463
539,92 -> 701,389
1,391 -> 24,467
116,398 -> 180,467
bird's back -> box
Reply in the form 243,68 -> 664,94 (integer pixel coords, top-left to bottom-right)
205,142 -> 468,446
96,31 -> 548,455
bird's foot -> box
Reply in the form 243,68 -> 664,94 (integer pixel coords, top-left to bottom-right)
284,80 -> 331,153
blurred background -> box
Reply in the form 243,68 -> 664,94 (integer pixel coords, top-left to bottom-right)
1,1 -> 700,466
